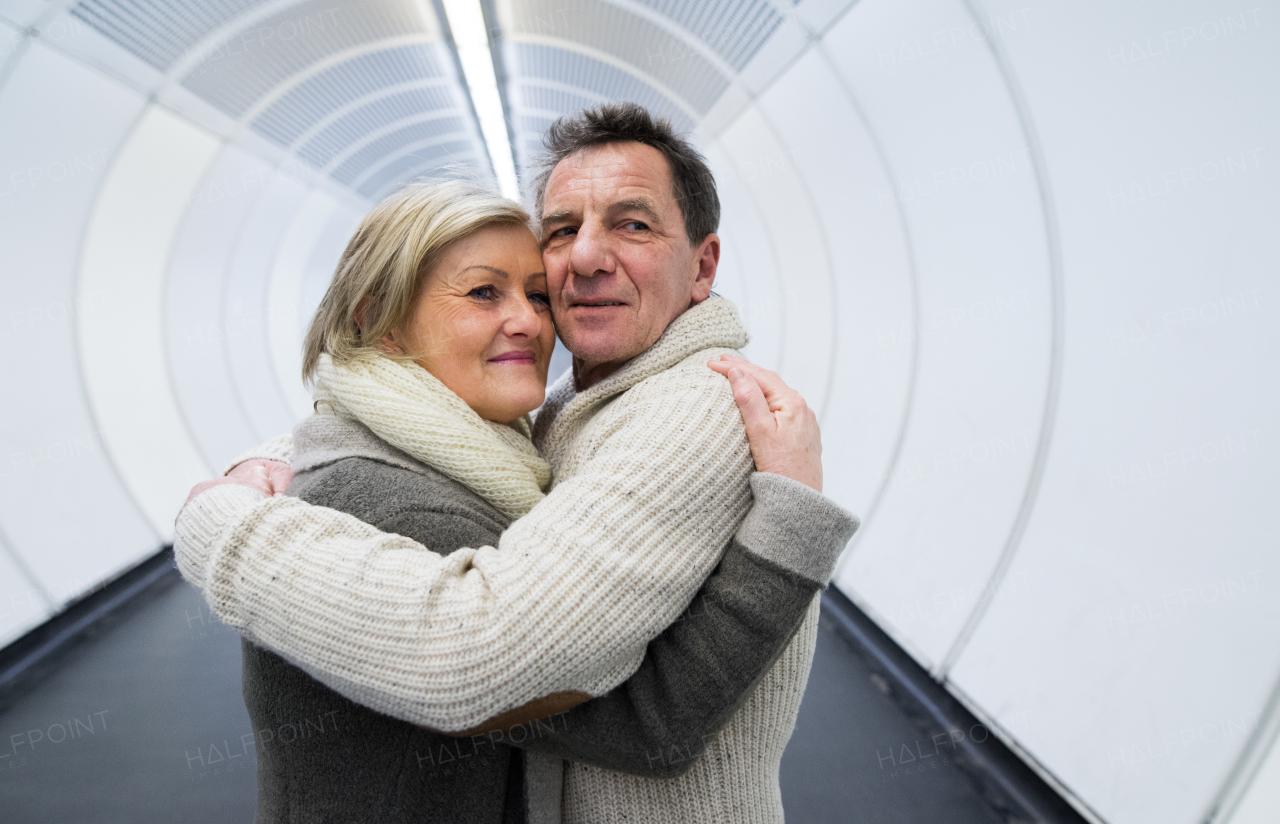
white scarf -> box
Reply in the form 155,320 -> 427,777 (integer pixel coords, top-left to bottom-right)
311,353 -> 550,519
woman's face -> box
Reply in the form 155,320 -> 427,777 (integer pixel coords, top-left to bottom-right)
385,224 -> 554,423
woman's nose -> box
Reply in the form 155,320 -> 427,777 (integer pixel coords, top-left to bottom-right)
503,293 -> 544,338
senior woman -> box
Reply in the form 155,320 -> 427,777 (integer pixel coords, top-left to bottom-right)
192,180 -> 856,823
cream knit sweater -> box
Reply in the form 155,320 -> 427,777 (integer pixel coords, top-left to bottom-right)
175,297 -> 821,823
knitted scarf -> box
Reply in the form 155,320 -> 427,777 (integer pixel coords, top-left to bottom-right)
311,353 -> 550,519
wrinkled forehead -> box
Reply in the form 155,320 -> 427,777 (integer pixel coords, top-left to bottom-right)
542,142 -> 676,215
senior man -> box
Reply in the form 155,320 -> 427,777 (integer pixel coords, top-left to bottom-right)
176,103 -> 852,823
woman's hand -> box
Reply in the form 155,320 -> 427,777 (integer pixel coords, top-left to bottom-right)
178,460 -> 294,516
708,355 -> 822,492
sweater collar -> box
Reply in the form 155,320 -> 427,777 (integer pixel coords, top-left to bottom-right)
292,413 -> 432,477
533,296 -> 749,449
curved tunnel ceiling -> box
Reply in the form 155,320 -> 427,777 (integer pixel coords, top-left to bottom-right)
1,1 -> 1278,823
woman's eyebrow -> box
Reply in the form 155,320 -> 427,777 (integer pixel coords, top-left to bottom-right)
461,265 -> 509,278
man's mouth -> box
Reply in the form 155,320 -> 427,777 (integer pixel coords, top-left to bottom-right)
572,301 -> 625,307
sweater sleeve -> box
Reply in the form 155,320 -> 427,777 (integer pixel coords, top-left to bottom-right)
174,367 -> 757,732
507,474 -> 859,777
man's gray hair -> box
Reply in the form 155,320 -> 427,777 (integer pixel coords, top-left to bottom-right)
529,102 -> 720,245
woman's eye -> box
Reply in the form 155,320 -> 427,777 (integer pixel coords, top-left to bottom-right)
468,285 -> 497,301
528,291 -> 551,308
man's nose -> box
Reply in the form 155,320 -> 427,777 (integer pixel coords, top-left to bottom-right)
568,222 -> 613,278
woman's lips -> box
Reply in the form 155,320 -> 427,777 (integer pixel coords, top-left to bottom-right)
489,350 -> 536,364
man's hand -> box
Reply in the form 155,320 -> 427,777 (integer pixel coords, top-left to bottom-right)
178,460 -> 294,516
708,355 -> 822,492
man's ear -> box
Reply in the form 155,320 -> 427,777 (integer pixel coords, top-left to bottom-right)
690,233 -> 720,304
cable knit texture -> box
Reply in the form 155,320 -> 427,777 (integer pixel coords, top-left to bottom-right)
173,297 -> 822,822
310,351 -> 549,519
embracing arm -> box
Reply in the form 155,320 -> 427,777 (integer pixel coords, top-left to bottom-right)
501,472 -> 857,778
175,368 -> 755,732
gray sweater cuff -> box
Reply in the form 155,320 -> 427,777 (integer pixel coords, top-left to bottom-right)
735,474 -> 860,587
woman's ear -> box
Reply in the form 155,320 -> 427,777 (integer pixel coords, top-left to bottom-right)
355,295 -> 403,355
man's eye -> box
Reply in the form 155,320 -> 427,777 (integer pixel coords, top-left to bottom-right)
623,221 -> 648,231
468,286 -> 497,300
549,226 -> 577,238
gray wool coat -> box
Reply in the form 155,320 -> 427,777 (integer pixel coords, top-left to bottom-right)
241,415 -> 853,824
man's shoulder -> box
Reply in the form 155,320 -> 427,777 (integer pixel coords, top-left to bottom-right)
623,345 -> 743,404
289,456 -> 510,536
587,345 -> 746,448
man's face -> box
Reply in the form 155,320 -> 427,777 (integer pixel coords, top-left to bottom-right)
540,141 -> 718,387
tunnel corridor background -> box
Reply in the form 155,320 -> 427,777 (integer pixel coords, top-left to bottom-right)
0,1 -> 1276,822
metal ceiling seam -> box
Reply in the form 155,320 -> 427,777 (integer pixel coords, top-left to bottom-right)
513,77 -> 610,103
507,33 -> 701,122
707,0 -> 923,579
262,183 -> 336,419
162,139 -> 254,468
70,102 -> 168,548
213,33 -> 488,197
319,111 -> 468,174
0,524 -> 55,612
708,136 -> 789,384
0,0 -> 87,93
937,0 -> 1066,680
215,151 -> 291,444
509,78 -> 609,143
232,34 -> 441,126
161,0 -> 318,81
944,675 -> 1110,824
601,0 -> 741,81
360,151 -> 482,201
813,39 -> 921,581
348,134 -> 477,189
285,77 -> 457,152
709,0 -> 864,140
7,3 -> 381,215
161,138 -> 239,473
1203,671 -> 1280,823
747,104 -> 838,425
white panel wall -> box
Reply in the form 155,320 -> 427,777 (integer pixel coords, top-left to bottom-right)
0,39 -> 158,617
223,174 -> 313,440
166,146 -> 274,470
1,1 -> 1278,823
269,190 -> 342,419
1228,724 -> 1280,824
716,107 -> 836,416
941,2 -> 1280,822
78,105 -> 223,539
698,0 -> 1280,822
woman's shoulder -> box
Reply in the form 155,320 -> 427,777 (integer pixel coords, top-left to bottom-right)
289,456 -> 510,551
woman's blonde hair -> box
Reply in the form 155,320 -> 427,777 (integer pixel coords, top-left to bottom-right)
302,180 -> 532,382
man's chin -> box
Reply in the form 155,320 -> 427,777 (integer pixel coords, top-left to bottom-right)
560,328 -> 644,369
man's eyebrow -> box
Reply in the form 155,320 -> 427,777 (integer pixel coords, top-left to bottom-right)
611,198 -> 659,221
461,265 -> 509,278
541,209 -> 574,225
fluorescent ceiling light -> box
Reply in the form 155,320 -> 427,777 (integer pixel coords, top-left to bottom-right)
442,0 -> 520,200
